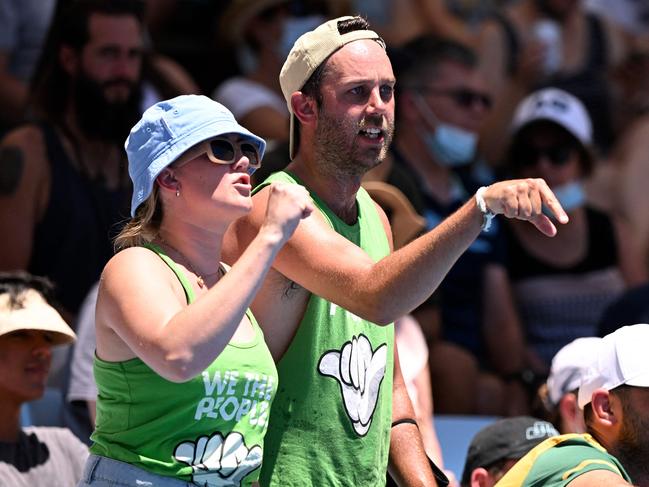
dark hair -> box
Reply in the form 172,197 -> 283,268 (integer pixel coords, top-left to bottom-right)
29,0 -> 145,124
0,272 -> 55,309
391,35 -> 477,94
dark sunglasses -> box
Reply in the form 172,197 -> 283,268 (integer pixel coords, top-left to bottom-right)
418,87 -> 493,109
514,144 -> 575,168
177,138 -> 261,174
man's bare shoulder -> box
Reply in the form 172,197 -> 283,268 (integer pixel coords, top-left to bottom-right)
567,469 -> 632,487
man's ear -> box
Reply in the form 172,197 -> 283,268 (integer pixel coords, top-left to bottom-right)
470,467 -> 491,487
59,45 -> 79,76
291,91 -> 317,128
559,392 -> 582,426
590,388 -> 625,434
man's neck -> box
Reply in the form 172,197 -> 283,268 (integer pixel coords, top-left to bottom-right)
0,401 -> 22,443
286,159 -> 362,225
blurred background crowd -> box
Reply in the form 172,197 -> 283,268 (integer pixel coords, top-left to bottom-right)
3,0 -> 649,484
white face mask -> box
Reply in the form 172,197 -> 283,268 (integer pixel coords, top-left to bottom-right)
415,94 -> 478,167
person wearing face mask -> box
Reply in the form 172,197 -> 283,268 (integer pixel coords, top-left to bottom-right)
502,88 -> 647,374
363,36 -> 530,416
213,0 -> 329,150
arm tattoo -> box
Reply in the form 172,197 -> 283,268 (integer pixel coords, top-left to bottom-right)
0,146 -> 24,195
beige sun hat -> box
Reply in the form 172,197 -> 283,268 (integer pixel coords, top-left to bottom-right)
0,288 -> 76,345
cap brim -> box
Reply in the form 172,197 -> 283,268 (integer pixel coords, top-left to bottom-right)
1,304 -> 76,346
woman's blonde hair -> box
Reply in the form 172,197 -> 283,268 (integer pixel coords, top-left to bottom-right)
114,185 -> 163,251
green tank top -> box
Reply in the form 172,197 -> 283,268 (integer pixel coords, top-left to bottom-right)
256,171 -> 395,487
90,244 -> 278,486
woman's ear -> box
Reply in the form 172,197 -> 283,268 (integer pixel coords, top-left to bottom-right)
156,168 -> 180,193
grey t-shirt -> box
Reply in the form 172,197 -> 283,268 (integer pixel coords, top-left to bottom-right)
0,427 -> 88,486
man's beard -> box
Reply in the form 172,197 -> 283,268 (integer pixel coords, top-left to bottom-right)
612,402 -> 649,485
73,72 -> 142,144
313,107 -> 394,181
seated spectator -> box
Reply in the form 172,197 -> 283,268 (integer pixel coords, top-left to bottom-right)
502,87 -> 646,370
495,324 -> 649,486
213,0 -> 327,147
476,0 -> 630,163
0,0 -> 146,324
372,35 -> 527,416
0,271 -> 88,486
533,337 -> 602,434
461,416 -> 558,487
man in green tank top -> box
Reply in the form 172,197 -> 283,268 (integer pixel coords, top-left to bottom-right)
225,15 -> 569,487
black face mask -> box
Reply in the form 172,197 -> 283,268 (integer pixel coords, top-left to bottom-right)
72,71 -> 142,145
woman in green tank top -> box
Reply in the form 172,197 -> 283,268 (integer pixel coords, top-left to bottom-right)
78,95 -> 313,487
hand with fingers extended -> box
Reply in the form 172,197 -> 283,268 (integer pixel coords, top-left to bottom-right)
174,431 -> 262,486
318,334 -> 388,436
261,182 -> 314,245
481,178 -> 568,236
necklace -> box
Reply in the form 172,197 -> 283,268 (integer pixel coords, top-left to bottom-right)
157,238 -> 223,289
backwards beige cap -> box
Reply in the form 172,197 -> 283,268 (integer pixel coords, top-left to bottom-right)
0,289 -> 76,345
279,16 -> 385,159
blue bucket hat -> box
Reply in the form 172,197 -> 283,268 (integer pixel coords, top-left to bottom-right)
125,94 -> 267,216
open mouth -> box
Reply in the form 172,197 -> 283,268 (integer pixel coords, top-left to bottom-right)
359,127 -> 384,141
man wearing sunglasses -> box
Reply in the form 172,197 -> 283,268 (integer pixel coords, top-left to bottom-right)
374,36 -> 530,418
226,16 -> 568,487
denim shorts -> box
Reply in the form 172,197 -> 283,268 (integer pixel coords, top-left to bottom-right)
77,455 -> 195,486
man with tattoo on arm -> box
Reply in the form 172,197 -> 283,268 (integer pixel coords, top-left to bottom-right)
0,0 -> 144,320
225,16 -> 568,487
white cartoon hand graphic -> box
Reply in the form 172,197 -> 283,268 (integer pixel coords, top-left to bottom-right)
318,334 -> 388,436
174,431 -> 262,486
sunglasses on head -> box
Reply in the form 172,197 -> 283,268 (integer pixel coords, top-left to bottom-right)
418,87 -> 493,109
514,144 -> 575,168
176,138 -> 261,174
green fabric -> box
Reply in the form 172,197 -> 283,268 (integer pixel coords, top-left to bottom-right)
256,171 -> 395,487
495,434 -> 632,487
90,244 -> 278,486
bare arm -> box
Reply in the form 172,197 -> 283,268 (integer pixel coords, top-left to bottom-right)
235,179 -> 567,325
388,345 -> 438,487
0,127 -> 48,270
613,215 -> 648,287
96,183 -> 312,382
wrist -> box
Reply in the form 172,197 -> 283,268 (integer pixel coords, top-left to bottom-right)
475,186 -> 496,232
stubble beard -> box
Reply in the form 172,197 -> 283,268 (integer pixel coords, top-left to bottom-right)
612,405 -> 649,485
313,108 -> 394,182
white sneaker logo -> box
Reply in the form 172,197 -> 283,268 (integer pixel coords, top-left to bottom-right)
318,334 -> 388,436
174,431 -> 262,486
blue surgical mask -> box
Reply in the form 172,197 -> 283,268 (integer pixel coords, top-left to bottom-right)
545,181 -> 585,215
278,15 -> 325,60
415,94 -> 478,167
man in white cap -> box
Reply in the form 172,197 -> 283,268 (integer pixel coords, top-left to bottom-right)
535,336 -> 603,434
495,324 -> 649,486
0,272 -> 88,486
226,15 -> 568,486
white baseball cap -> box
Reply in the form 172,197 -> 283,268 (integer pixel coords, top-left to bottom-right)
546,337 -> 602,406
511,88 -> 592,147
578,324 -> 649,408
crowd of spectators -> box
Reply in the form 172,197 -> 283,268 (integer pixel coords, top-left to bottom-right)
2,0 -> 649,485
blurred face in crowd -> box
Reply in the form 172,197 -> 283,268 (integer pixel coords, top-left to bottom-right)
416,60 -> 492,135
513,123 -> 582,187
0,330 -> 53,404
64,12 -> 144,142
312,40 -> 395,177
